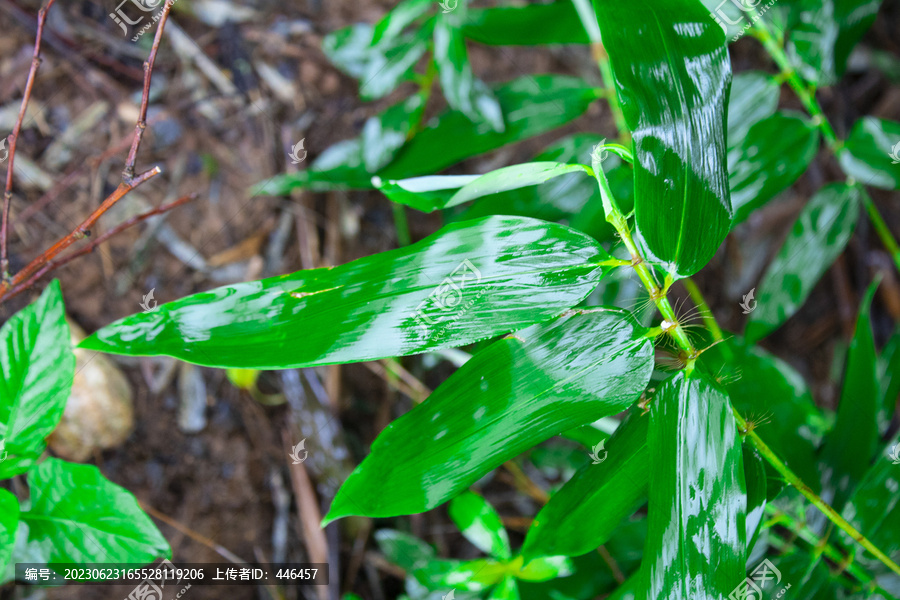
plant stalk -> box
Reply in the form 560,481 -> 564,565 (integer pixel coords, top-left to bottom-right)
591,160 -> 900,578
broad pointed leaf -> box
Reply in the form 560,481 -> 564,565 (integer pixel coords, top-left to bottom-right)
786,0 -> 882,86
20,458 -> 169,564
487,576 -> 520,600
0,280 -> 74,477
594,0 -> 733,277
434,11 -> 505,132
374,175 -> 480,212
838,117 -> 900,190
729,111 -> 820,224
640,371 -> 745,599
375,529 -> 436,572
0,489 -> 18,573
449,492 -> 511,560
746,183 -> 862,342
700,336 -> 823,492
463,3 -> 588,46
324,309 -> 654,521
818,280 -> 880,512
522,407 -> 648,559
840,434 -> 900,557
82,217 -> 615,369
877,328 -> 900,432
727,71 -> 780,148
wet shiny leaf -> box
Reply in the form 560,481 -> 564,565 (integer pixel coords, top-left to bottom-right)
522,407 -> 648,559
374,174 -> 480,212
840,434 -> 900,557
786,0 -> 882,86
0,281 -> 74,477
487,576 -> 520,600
435,11 -> 504,132
729,111 -> 820,224
324,309 -> 653,521
839,117 -> 900,190
746,183 -> 862,342
700,336 -> 823,492
82,217 -> 615,369
819,280 -> 880,512
640,371 -> 745,599
463,2 -> 588,46
449,491 -> 511,560
20,458 -> 169,564
381,75 -> 600,179
594,0 -> 733,277
727,71 -> 780,148
742,443 -> 767,547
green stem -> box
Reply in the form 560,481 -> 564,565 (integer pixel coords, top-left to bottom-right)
861,192 -> 900,274
392,203 -> 411,247
750,20 -> 839,152
591,157 -> 900,578
765,507 -> 888,592
735,410 -> 900,578
682,278 -> 724,343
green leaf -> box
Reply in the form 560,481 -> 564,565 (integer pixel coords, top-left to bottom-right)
877,328 -> 900,432
742,443 -> 767,548
838,117 -> 900,190
786,0 -> 882,86
729,111 -> 820,224
323,14 -> 430,101
375,162 -> 589,214
513,555 -> 572,581
700,336 -> 823,492
818,280 -> 880,512
434,12 -> 504,132
522,407 -> 648,559
0,489 -> 19,573
640,371 -> 745,600
372,0 -> 433,44
375,529 -> 435,571
448,492 -> 511,560
0,280 -> 74,476
324,309 -> 653,521
594,0 -> 733,277
448,163 -> 589,209
21,458 -> 170,564
381,75 -> 600,179
487,576 -> 520,600
257,93 -> 427,194
727,71 -> 780,148
746,183 -> 862,342
82,216 -> 615,369
840,434 -> 900,557
458,134 -> 632,243
463,3 -> 589,46
374,174 -> 480,212
414,558 -> 500,592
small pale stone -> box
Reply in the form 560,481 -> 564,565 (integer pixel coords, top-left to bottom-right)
48,320 -> 134,462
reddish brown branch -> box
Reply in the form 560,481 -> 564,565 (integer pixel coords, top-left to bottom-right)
0,0 -> 184,306
123,1 -> 174,180
1,0 -> 57,282
2,193 -> 198,303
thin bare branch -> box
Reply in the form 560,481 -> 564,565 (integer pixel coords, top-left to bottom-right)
1,0 -> 57,282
